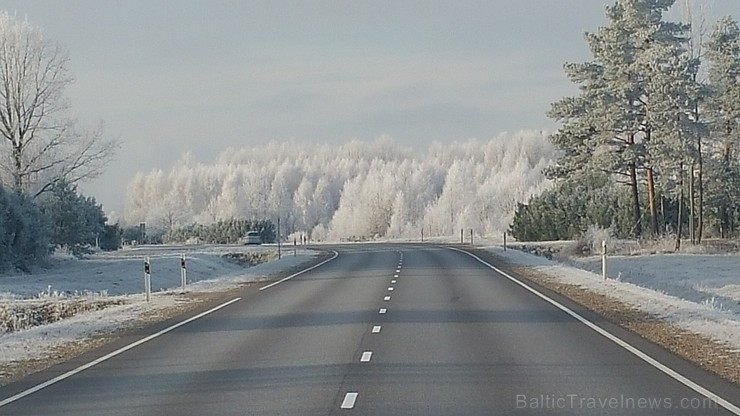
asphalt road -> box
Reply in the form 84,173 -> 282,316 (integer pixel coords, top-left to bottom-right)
1,244 -> 739,415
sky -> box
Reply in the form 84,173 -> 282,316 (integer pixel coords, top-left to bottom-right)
0,0 -> 739,215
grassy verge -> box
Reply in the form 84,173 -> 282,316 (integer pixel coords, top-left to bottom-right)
0,296 -> 127,334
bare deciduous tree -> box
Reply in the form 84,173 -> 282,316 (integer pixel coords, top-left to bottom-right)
0,11 -> 117,197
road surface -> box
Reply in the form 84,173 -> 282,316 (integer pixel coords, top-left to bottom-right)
1,244 -> 739,415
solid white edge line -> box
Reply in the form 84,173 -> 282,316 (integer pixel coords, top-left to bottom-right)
448,246 -> 740,415
341,392 -> 359,408
0,297 -> 242,408
259,250 -> 339,291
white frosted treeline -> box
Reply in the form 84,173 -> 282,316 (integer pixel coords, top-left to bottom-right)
124,132 -> 556,240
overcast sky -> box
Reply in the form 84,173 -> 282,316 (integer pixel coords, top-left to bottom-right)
1,0 -> 739,214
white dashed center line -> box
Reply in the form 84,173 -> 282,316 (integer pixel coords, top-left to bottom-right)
396,269 -> 401,273
394,274 -> 399,278
391,280 -> 396,284
387,287 -> 394,291
384,295 -> 391,301
360,351 -> 373,362
372,325 -> 382,333
341,392 -> 358,409
379,308 -> 387,314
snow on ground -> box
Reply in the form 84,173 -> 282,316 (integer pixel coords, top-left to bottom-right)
2,238 -> 739,380
0,244 -> 300,298
481,243 -> 740,352
0,244 -> 319,373
568,254 -> 740,313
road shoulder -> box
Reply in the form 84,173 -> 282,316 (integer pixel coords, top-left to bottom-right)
464,247 -> 740,387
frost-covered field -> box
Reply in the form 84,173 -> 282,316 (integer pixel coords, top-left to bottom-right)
0,245 -> 318,377
1,244 -> 286,298
485,242 -> 740,351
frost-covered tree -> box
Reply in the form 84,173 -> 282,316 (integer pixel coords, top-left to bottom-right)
676,0 -> 711,244
705,16 -> 740,237
646,37 -> 703,246
548,0 -> 697,237
0,12 -> 117,197
0,184 -> 48,270
124,133 -> 553,241
37,180 -> 106,256
510,169 -> 638,241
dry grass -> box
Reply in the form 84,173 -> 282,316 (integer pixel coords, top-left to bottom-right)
0,290 -> 230,386
0,297 -> 126,335
221,250 -> 278,267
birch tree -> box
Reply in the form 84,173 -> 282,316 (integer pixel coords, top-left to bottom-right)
0,11 -> 117,197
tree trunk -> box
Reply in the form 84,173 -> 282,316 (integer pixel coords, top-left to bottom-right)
647,167 -> 658,236
676,163 -> 683,251
12,142 -> 23,190
643,127 -> 658,236
627,133 -> 642,237
689,162 -> 695,244
697,135 -> 704,244
629,161 -> 641,238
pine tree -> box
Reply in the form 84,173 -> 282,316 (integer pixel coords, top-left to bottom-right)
548,0 -> 697,238
38,181 -> 106,256
0,185 -> 49,270
705,16 -> 740,237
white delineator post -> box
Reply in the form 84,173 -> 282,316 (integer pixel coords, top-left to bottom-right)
180,255 -> 187,290
601,240 -> 607,280
144,257 -> 152,302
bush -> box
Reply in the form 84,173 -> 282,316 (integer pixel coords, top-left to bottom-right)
164,218 -> 276,244
37,181 -> 106,257
0,186 -> 50,271
99,223 -> 123,251
509,172 -> 636,241
563,225 -> 616,256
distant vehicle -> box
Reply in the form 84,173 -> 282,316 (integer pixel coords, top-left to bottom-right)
244,231 -> 262,245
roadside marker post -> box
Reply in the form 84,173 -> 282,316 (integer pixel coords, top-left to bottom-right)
180,255 -> 187,290
601,241 -> 607,280
144,257 -> 152,302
